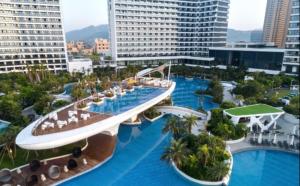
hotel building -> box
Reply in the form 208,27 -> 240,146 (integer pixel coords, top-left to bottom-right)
0,0 -> 68,73
262,0 -> 292,48
108,0 -> 230,65
282,0 -> 299,75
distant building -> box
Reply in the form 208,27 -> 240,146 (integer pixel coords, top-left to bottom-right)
94,39 -> 110,54
0,0 -> 68,73
250,30 -> 263,43
262,0 -> 292,48
67,41 -> 93,56
209,46 -> 285,75
282,0 -> 299,75
67,56 -> 93,75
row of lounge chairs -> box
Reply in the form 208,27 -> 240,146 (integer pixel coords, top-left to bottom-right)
249,138 -> 300,151
0,147 -> 88,185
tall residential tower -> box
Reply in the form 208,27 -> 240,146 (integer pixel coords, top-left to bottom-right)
282,0 -> 299,75
108,0 -> 230,65
262,0 -> 292,48
0,0 -> 68,73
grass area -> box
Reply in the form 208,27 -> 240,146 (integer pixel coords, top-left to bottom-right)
268,89 -> 290,99
0,140 -> 86,169
225,104 -> 283,116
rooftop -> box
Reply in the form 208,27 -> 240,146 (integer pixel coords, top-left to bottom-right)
224,104 -> 284,116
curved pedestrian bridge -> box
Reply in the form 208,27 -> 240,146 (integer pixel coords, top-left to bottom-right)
156,106 -> 207,119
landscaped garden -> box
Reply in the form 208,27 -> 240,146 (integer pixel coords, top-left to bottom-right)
162,116 -> 231,182
206,109 -> 248,141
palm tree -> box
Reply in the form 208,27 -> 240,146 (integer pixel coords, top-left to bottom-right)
183,115 -> 198,134
161,139 -> 188,168
207,161 -> 229,181
0,125 -> 21,166
163,116 -> 182,139
197,144 -> 210,167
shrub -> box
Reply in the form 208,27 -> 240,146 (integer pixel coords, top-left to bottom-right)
144,107 -> 161,119
52,100 -> 70,109
220,101 -> 236,109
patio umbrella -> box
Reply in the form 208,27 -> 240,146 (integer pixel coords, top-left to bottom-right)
292,125 -> 297,135
268,133 -> 271,141
287,134 -> 290,142
273,134 -> 277,144
258,133 -> 263,144
290,135 -> 295,146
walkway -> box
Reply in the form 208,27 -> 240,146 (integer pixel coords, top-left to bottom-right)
8,134 -> 116,186
156,106 -> 207,135
156,106 -> 207,119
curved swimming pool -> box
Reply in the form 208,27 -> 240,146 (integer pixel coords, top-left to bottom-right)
60,78 -> 299,186
229,150 -> 299,186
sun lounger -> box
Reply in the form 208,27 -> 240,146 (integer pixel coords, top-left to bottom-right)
57,120 -> 67,128
63,165 -> 69,173
283,141 -> 289,149
83,158 -> 88,165
68,116 -> 79,124
40,174 -> 46,182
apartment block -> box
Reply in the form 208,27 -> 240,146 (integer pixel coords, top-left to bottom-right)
0,0 -> 68,73
108,0 -> 230,65
282,0 -> 299,75
262,0 -> 292,48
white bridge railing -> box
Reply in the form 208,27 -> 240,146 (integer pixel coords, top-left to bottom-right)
156,106 -> 207,119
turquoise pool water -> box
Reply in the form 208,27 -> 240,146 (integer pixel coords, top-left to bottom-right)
61,78 -> 299,186
0,120 -> 9,133
230,150 -> 299,186
89,86 -> 166,115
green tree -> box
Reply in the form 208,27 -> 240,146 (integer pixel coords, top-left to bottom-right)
162,116 -> 185,139
183,115 -> 198,134
220,101 -> 236,109
207,161 -> 229,181
33,94 -> 54,115
197,144 -> 210,166
161,139 -> 188,168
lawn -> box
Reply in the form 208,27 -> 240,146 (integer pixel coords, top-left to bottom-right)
0,140 -> 86,169
268,89 -> 290,99
225,104 -> 283,116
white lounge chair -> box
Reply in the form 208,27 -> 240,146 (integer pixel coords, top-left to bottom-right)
63,165 -> 69,173
83,158 -> 88,165
57,120 -> 67,128
41,174 -> 47,182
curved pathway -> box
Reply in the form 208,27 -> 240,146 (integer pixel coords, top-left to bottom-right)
156,106 -> 207,135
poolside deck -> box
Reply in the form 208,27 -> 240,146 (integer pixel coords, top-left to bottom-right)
34,105 -> 112,136
8,134 -> 116,186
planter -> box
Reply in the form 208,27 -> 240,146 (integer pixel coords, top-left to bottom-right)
144,113 -> 164,122
105,94 -> 117,100
93,99 -> 104,105
226,137 -> 245,145
171,150 -> 233,186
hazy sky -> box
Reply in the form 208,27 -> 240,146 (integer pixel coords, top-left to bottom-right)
62,0 -> 267,32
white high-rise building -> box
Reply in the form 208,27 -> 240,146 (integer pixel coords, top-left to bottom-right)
282,0 -> 299,75
0,0 -> 68,73
108,0 -> 230,65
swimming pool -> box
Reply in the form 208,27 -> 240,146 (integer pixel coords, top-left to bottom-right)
229,150 -> 299,186
89,86 -> 166,115
61,78 -> 299,186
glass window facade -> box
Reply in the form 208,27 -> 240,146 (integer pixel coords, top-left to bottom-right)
209,49 -> 284,71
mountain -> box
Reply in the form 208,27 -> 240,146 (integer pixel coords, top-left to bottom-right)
227,29 -> 252,43
66,24 -> 109,44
